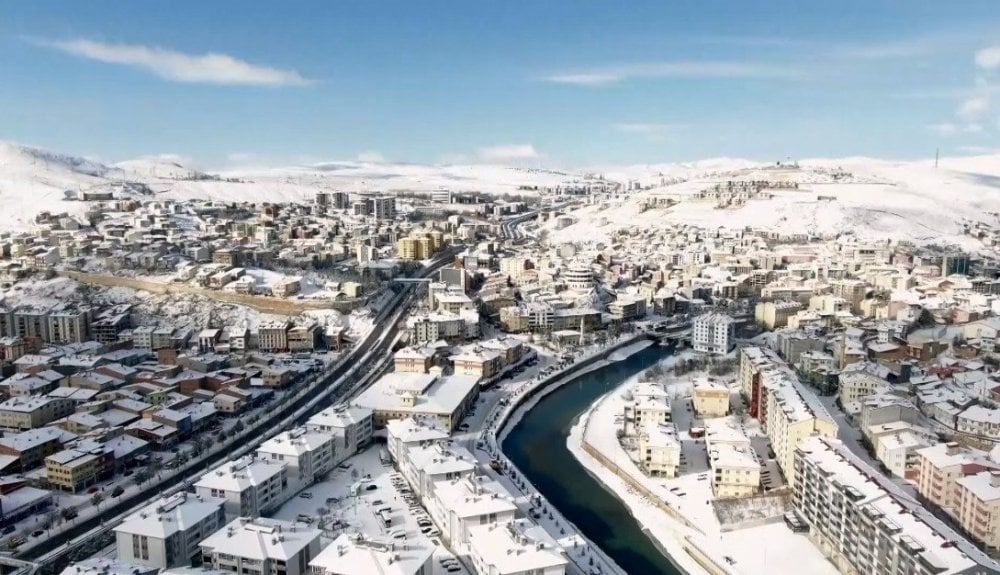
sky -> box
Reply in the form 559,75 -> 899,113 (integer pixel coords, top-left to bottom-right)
0,0 -> 999,168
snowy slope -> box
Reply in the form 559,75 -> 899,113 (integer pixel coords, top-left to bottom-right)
1,139 -> 999,246
548,155 -> 1000,248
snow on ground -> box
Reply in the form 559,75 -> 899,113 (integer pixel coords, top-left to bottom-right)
0,276 -> 379,335
270,446 -> 470,575
547,156 -> 1000,248
567,352 -> 839,575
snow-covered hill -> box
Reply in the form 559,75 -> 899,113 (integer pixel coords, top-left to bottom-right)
1,139 -> 999,247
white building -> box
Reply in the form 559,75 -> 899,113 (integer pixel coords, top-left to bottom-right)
309,533 -> 434,575
692,313 -> 735,354
399,442 -> 476,501
114,493 -> 226,569
200,517 -> 321,575
467,519 -> 568,575
305,404 -> 373,464
194,456 -> 289,519
430,475 -> 518,552
352,371 -> 479,432
257,427 -> 336,490
385,417 -> 448,463
794,437 -> 999,575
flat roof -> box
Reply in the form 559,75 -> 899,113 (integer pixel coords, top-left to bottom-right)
310,533 -> 433,575
200,517 -> 320,561
466,519 -> 567,574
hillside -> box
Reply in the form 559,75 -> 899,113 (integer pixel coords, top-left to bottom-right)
1,140 -> 998,249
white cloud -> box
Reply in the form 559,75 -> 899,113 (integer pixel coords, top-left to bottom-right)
975,45 -> 1000,70
958,94 -> 990,121
958,145 -> 1000,154
38,38 -> 311,86
612,123 -> 681,141
543,61 -> 798,86
928,122 -> 984,137
356,151 -> 385,163
478,144 -> 541,163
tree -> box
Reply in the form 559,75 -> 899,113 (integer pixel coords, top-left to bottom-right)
111,485 -> 125,499
133,470 -> 151,486
61,506 -> 78,522
233,420 -> 246,434
90,493 -> 104,510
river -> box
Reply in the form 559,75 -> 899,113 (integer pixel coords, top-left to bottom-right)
502,344 -> 683,575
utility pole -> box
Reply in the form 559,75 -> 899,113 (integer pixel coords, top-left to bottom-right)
935,148 -> 939,169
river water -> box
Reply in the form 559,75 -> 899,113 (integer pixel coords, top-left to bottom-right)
502,344 -> 683,575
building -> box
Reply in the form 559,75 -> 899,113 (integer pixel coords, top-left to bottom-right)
914,442 -> 998,512
636,419 -> 681,478
608,295 -> 647,321
352,371 -> 479,432
392,346 -> 436,374
257,427 -> 336,489
0,396 -> 75,430
793,437 -> 1000,575
258,322 -> 291,353
194,456 -> 290,518
305,404 -> 373,463
430,475 -> 518,552
754,300 -> 803,330
200,517 -> 321,575
838,370 -> 891,404
452,347 -> 502,381
704,418 -> 759,498
46,447 -> 110,492
385,417 -> 449,464
954,471 -> 1000,550
114,493 -> 226,569
309,533 -> 433,575
692,313 -> 736,354
467,519 -> 568,575
692,382 -> 730,417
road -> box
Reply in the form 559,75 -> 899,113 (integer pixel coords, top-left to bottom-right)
23,250 -> 459,571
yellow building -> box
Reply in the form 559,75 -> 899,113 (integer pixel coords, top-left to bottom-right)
954,471 -> 1000,549
692,382 -> 729,417
398,237 -> 419,260
46,447 -> 107,492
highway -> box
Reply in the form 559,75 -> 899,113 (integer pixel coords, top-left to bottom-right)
21,250 -> 458,572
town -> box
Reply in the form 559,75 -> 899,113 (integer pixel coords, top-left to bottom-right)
0,154 -> 996,575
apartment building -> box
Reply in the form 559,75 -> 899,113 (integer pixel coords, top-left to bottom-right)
692,312 -> 735,354
194,456 -> 290,519
257,427 -> 336,489
0,396 -> 75,430
793,437 -> 999,575
954,471 -> 1000,550
46,447 -> 110,492
392,345 -> 436,373
637,420 -> 681,478
305,404 -> 374,463
430,475 -> 518,552
754,300 -> 803,330
705,418 -> 759,498
114,493 -> 226,569
310,533 -> 434,575
764,379 -> 838,488
258,321 -> 291,353
452,347 -> 502,380
467,519 -> 568,575
692,382 -> 730,417
838,370 -> 891,404
914,442 -> 998,512
200,517 -> 321,575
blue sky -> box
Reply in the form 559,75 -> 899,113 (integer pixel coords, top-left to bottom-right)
1,0 -> 999,167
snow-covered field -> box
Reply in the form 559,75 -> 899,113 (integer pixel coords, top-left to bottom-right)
547,156 -> 1000,248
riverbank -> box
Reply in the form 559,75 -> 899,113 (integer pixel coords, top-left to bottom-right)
479,334 -> 655,575
567,355 -> 840,575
